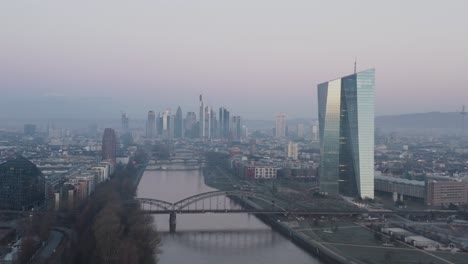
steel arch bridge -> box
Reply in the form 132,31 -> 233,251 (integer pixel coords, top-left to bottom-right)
129,190 -> 458,232
133,190 -> 288,214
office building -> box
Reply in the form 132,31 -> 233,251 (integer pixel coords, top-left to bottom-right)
230,116 -> 242,141
121,113 -> 129,133
175,106 -> 183,138
204,106 -> 211,138
162,109 -> 171,139
312,125 -> 319,141
146,111 -> 156,138
275,113 -> 286,138
297,124 -> 305,138
288,142 -> 299,160
0,156 -> 45,210
317,69 -> 375,199
102,128 -> 117,163
185,112 -> 197,138
199,95 -> 205,139
426,180 -> 468,206
210,108 -> 218,138
219,107 -> 230,139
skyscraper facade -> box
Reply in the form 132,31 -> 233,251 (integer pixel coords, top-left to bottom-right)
297,123 -> 305,138
317,69 -> 375,199
185,112 -> 197,138
219,107 -> 230,139
210,108 -> 218,138
174,106 -> 183,138
287,142 -> 299,160
146,111 -> 156,138
102,128 -> 117,163
275,113 -> 286,138
199,95 -> 205,139
121,113 -> 129,133
204,106 -> 211,138
162,109 -> 171,139
230,116 -> 242,141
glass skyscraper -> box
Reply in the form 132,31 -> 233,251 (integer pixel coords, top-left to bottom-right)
317,69 -> 375,199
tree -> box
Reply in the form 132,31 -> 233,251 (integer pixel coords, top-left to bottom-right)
93,205 -> 123,264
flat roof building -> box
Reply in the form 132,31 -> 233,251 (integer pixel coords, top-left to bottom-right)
426,180 -> 468,206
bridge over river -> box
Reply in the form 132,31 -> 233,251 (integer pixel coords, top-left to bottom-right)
131,190 -> 456,232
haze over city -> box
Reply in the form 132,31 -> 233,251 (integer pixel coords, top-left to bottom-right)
1,0 -> 467,119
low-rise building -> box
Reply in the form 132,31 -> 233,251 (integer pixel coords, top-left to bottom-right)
426,180 -> 468,206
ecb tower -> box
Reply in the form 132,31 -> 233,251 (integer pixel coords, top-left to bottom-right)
317,69 -> 375,199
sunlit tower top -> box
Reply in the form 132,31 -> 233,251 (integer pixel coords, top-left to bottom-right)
461,105 -> 467,137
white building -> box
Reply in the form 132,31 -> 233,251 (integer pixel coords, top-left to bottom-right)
288,142 -> 298,160
253,166 -> 278,179
275,113 -> 286,138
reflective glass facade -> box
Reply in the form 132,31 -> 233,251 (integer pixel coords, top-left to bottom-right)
318,69 -> 375,199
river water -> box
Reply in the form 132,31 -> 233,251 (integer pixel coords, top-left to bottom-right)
137,166 -> 322,264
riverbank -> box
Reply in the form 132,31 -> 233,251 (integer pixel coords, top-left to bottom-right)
229,195 -> 346,264
138,165 -> 322,264
203,164 -> 468,264
132,160 -> 147,191
202,165 -> 346,263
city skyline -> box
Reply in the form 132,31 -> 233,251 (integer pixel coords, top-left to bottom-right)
2,1 -> 468,263
1,1 -> 467,119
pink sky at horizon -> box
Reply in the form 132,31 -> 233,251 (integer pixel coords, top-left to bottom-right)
1,0 -> 467,119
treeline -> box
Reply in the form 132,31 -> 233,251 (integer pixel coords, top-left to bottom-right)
70,161 -> 161,264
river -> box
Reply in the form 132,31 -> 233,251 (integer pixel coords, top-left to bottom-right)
137,166 -> 322,264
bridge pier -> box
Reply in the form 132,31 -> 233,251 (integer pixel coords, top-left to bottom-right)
169,212 -> 177,233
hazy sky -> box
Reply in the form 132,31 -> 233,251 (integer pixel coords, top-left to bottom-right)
1,0 -> 467,120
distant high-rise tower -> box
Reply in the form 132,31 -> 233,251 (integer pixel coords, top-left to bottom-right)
169,115 -> 175,140
175,106 -> 183,138
162,109 -> 171,139
185,112 -> 197,138
287,142 -> 299,160
275,113 -> 286,138
219,107 -> 230,139
318,69 -> 375,199
297,124 -> 305,138
210,108 -> 218,138
199,95 -> 205,139
121,113 -> 129,133
312,125 -> 319,141
204,106 -> 211,138
102,128 -> 117,163
146,111 -> 156,138
461,105 -> 467,137
230,116 -> 242,141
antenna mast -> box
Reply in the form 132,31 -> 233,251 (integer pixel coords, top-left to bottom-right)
354,57 -> 357,74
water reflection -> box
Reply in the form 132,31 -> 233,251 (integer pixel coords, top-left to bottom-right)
168,229 -> 280,254
138,167 -> 322,264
